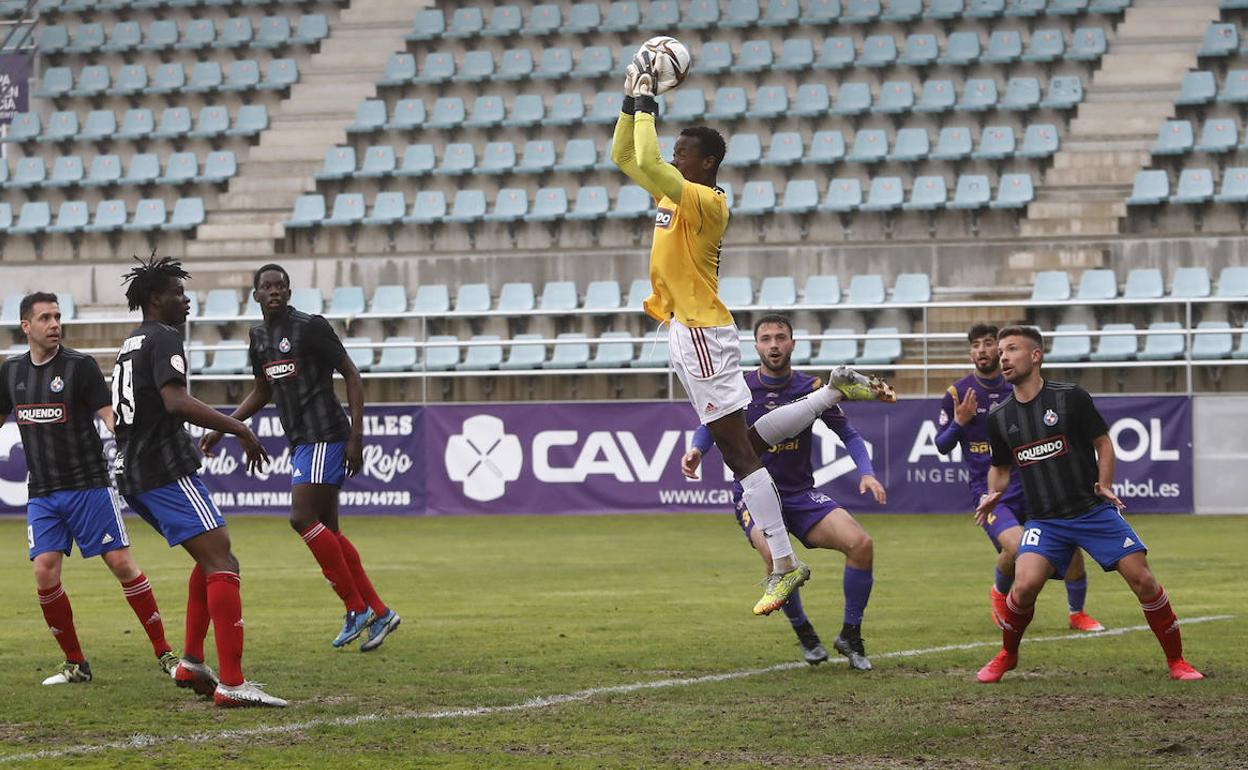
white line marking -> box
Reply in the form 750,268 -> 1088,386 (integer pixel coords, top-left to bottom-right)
1,614 -> 1231,763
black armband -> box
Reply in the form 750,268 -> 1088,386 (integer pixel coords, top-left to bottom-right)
634,95 -> 658,115
621,95 -> 636,115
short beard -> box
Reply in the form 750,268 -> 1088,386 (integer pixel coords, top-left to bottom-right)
760,352 -> 791,376
974,359 -> 1001,377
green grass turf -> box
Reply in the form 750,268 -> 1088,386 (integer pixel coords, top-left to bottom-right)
0,513 -> 1243,769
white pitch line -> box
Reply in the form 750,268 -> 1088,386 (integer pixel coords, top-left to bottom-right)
1,614 -> 1231,764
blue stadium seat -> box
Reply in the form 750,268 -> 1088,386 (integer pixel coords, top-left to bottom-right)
84,199 -> 127,234
315,147 -> 356,181
777,38 -> 815,71
586,92 -> 620,125
1031,270 -> 1072,301
411,285 -> 450,315
479,142 -> 516,175
177,18 -> 215,51
758,276 -> 797,307
158,152 -> 197,185
812,328 -> 857,365
969,0 -> 1007,15
455,335 -> 502,372
204,348 -> 250,376
70,65 -> 110,98
189,105 -> 229,139
684,0 -> 721,27
1088,321 -> 1138,361
1171,168 -> 1214,204
917,79 -> 956,113
378,53 -> 415,87
76,110 -> 114,143
1220,70 -> 1248,104
446,189 -> 487,224
496,282 -> 535,313
39,111 -> 77,144
736,181 -> 776,216
1170,267 -> 1211,297
195,151 -> 235,184
526,188 -> 569,223
1191,321 -> 1233,359
735,39 -> 774,73
884,0 -> 923,21
1020,123 -> 1060,158
637,0 -> 679,29
259,58 -> 298,92
1041,75 -> 1083,109
889,127 -> 930,162
502,94 -> 543,128
875,80 -> 915,114
225,106 -> 268,139
402,191 -> 448,225
329,287 -> 367,316
1214,167 -> 1248,203
346,100 -> 386,135
893,273 -> 932,302
543,333 -> 591,370
363,192 -> 407,226
163,197 -> 204,232
39,24 -> 69,54
342,337 -> 374,372
899,33 -> 938,66
66,22 -> 104,54
124,198 -> 167,232
574,45 -> 613,79
760,0 -> 802,24
567,186 -> 610,220
764,132 -> 803,166
1217,266 -> 1248,297
146,62 -> 185,95
1177,71 -> 1216,107
464,95 -> 505,129
501,334 -> 547,371
3,112 -> 38,143
974,126 -> 1016,160
708,87 -> 747,120
940,31 -> 982,66
723,133 -> 762,168
904,176 -> 947,211
516,140 -> 560,173
254,16 -> 291,50
139,19 -> 178,52
832,82 -> 872,116
843,0 -> 881,22
406,9 -> 444,42
428,97 -> 468,130
724,0 -> 763,26
992,173 -> 1035,209
548,92 -> 585,126
816,36 -> 855,70
496,49 -> 533,81
414,52 -> 454,85
926,0 -> 963,19
958,78 -> 998,111
856,328 -> 902,365
11,202 -> 51,235
284,194 -> 325,230
608,185 -> 653,219
1048,0 -> 1088,13
1195,119 -> 1237,153
1123,268 -> 1164,300
861,178 -> 904,212
1127,170 -> 1170,205
1138,322 -> 1185,361
578,280 -> 619,311
1023,27 -> 1065,62
777,179 -> 820,215
859,34 -> 896,68
1068,27 -> 1106,61
747,85 -> 788,119
455,50 -> 495,83
110,64 -> 147,97
802,0 -> 843,23
1199,22 -> 1237,57
792,83 -> 831,117
324,193 -> 366,227
371,337 -> 417,374
434,143 -> 475,176
33,67 -> 72,100
820,178 -> 862,212
184,61 -> 222,94
387,144 -> 432,178
8,156 -> 46,189
1077,269 -> 1118,301
385,98 -> 426,131
357,145 -> 397,179
715,277 -> 752,307
368,285 -> 407,315
848,129 -> 888,163
47,200 -> 88,234
587,332 -> 634,369
83,154 -> 121,187
933,126 -> 974,161
445,7 -> 484,39
1047,324 -> 1092,362
484,5 -> 523,37
217,16 -> 253,49
1153,120 -> 1193,155
1002,77 -> 1041,110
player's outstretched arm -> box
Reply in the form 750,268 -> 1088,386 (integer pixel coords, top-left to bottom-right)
633,103 -> 685,204
335,353 -> 366,476
160,382 -> 269,473
612,105 -> 666,200
200,375 -> 271,456
934,387 -> 974,455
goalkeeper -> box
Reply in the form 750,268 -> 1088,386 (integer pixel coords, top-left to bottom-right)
611,50 -> 893,615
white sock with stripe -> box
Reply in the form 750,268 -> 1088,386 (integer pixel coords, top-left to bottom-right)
739,468 -> 797,572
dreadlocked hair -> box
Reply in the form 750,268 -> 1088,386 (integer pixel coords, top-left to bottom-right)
122,252 -> 190,312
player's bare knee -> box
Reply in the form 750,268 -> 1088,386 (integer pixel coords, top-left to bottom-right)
847,531 -> 873,567
288,510 -> 314,533
102,549 -> 140,582
32,556 -> 61,587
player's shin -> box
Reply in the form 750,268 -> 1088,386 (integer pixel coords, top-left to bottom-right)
740,469 -> 796,571
337,532 -> 387,617
1000,592 -> 1035,654
38,583 -> 84,664
1140,586 -> 1184,662
843,566 -> 874,630
205,571 -> 244,687
300,523 -> 366,613
781,587 -> 808,628
121,573 -> 171,656
751,390 -> 839,447
184,564 -> 209,661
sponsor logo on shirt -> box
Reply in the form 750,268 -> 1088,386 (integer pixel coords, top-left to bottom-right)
16,403 -> 67,424
655,207 -> 675,229
279,337 -> 291,353
264,359 -> 298,381
1014,435 -> 1068,466
1043,408 -> 1059,427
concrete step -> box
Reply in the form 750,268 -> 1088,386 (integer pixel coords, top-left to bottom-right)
1070,115 -> 1174,135
254,128 -> 347,149
216,192 -> 305,211
224,175 -> 315,195
1027,200 -> 1128,219
1092,55 -> 1202,87
1052,150 -> 1151,168
196,223 -> 285,241
1044,164 -> 1143,186
241,144 -> 336,162
1007,249 -> 1108,272
207,210 -> 291,226
1020,218 -> 1122,237
185,238 -> 279,259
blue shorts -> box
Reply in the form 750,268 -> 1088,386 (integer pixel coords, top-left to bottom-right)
27,487 -> 129,560
1017,502 -> 1148,578
735,489 -> 840,549
292,441 -> 346,487
125,475 -> 224,547
982,501 -> 1023,552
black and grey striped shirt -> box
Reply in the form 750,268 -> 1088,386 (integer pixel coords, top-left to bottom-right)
987,380 -> 1109,519
0,347 -> 111,498
249,307 -> 351,447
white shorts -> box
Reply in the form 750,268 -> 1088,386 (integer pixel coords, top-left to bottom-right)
667,317 -> 752,425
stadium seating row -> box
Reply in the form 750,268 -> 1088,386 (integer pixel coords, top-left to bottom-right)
1176,69 -> 1248,107
286,175 -> 1036,229
36,61 -> 296,100
1029,266 -> 1248,300
0,150 -> 236,188
0,197 -> 205,234
1152,118 -> 1248,157
39,0 -> 334,12
38,14 -> 325,57
346,78 -> 1084,136
380,30 -> 1104,86
5,105 -> 268,143
403,0 -> 1128,43
1127,167 -> 1248,206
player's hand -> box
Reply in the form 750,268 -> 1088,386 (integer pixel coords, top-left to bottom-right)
680,447 -> 703,479
1095,482 -> 1126,512
237,428 -> 270,475
975,491 -> 1002,526
859,474 -> 886,504
631,50 -> 656,97
199,429 -> 225,457
624,62 -> 639,97
954,388 -> 978,426
345,433 -> 364,477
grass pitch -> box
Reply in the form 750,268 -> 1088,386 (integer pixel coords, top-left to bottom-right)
0,513 -> 1243,769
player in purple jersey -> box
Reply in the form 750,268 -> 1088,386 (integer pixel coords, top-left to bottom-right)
936,324 -> 1105,633
680,315 -> 880,670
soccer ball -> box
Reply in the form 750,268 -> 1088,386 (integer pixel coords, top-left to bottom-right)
636,36 -> 692,95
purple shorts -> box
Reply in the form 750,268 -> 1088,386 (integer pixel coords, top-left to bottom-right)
735,489 -> 840,549
981,500 -> 1024,552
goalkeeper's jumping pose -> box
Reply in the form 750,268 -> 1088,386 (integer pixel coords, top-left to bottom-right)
611,51 -> 894,615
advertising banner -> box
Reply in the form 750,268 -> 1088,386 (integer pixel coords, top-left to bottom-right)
0,53 -> 31,125
0,397 -> 1190,517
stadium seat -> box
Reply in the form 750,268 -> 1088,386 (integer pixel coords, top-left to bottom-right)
524,187 -> 568,223
523,3 -> 562,35
343,337 -> 374,372
638,0 -> 680,29
284,194 -> 325,230
446,189 -> 488,224
11,202 -> 50,235
367,286 -> 407,316
83,199 -> 125,234
958,79 -> 998,111
847,275 -> 886,305
930,126 -> 972,162
204,348 -> 250,376
328,287 -> 366,317
904,176 -> 947,211
1047,324 -> 1092,362
926,0 -> 963,19
372,337 -> 419,373
893,273 -> 932,303
717,277 -> 754,307
124,199 -> 167,232
1215,167 -> 1248,203
406,9 -> 445,42
862,178 -> 904,212
722,133 -> 762,168
567,186 -> 610,220
1216,266 -> 1248,297
890,128 -> 930,162
402,191 -> 447,224
456,335 -> 503,372
777,179 -> 820,215
859,34 -> 896,68
259,58 -> 298,92
324,193 -> 366,227
1170,266 -> 1211,298
580,281 -> 621,311
464,96 -> 505,130
1137,322 -> 1185,361
457,50 -> 496,83
565,3 -> 603,33
386,98 -> 427,131
663,90 -> 705,123
1127,170 -> 1170,205
484,5 -> 523,37
832,82 -> 872,116
66,21 -> 104,54
609,185 -> 653,219
446,7 -> 484,39
7,157 -> 45,189
47,200 -> 88,234
548,92 -> 585,126
899,33 -> 938,66
757,276 -> 797,307
747,85 -> 788,119
543,333 -> 591,369
1069,27 -> 1107,61
792,83 -> 831,118
847,129 -> 887,164
228,104 -> 268,139
813,328 -> 857,365
587,332 -> 634,369
1019,124 -> 1060,158
1171,168 -> 1214,204
820,178 -> 863,212
856,328 -> 902,365
625,279 -> 652,310
842,0 -> 880,22
734,39 -> 773,73
3,112 -> 39,143
816,36 -> 856,70
992,174 -> 1035,209
176,19 -> 216,52
762,132 -> 802,166
502,94 -> 543,128
1077,269 -> 1118,301
574,45 -> 613,79
189,105 -> 229,139
378,53 -> 415,88
1031,270 -> 1073,302
1199,23 -> 1238,58
145,63 -> 186,96
254,16 -> 291,50
158,152 -> 197,185
346,100 -> 386,134
83,154 -> 121,187
315,147 -> 356,182
75,110 -> 115,144
945,175 -> 989,210
1001,77 -> 1041,111
477,142 -> 515,176
985,32 -> 1022,67
736,181 -> 776,216
1178,71 -> 1217,107
1023,28 -> 1064,62
1123,268 -> 1164,299
484,188 -> 529,223
33,67 -> 72,100
39,111 -> 77,144
708,87 -> 747,120
776,38 -> 815,71
501,334 -> 547,370
110,64 -> 147,97
413,285 -> 451,314
1042,76 -> 1083,109
917,80 -> 956,113
974,126 -> 1016,160
217,16 -> 253,49
1191,321 -> 1233,360
140,19 -> 178,52
184,61 -> 223,94
363,192 -> 406,226
1196,120 -> 1238,154
940,32 -> 982,66
414,52 -> 454,85
70,65 -> 110,98
39,24 -> 69,55
164,197 -> 205,232
801,0 -> 842,22
875,81 -> 915,115
435,143 -> 475,176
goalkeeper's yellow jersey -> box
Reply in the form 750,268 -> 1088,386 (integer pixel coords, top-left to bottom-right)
645,180 -> 733,328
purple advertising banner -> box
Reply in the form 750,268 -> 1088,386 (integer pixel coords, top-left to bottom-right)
0,397 -> 1189,517
0,54 -> 31,125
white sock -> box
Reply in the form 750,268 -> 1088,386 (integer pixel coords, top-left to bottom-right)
739,468 -> 796,568
751,386 -> 842,446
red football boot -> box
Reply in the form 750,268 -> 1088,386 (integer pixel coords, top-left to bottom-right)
1068,610 -> 1106,632
976,649 -> 1018,683
1168,659 -> 1204,681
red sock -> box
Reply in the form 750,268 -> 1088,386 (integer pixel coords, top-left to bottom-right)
121,573 -> 170,656
38,583 -> 84,664
206,571 -> 245,687
1141,586 -> 1184,663
1001,592 -> 1035,655
184,564 -> 209,662
301,523 -> 365,613
337,532 -> 387,617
